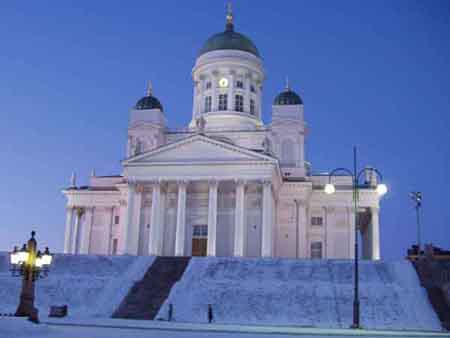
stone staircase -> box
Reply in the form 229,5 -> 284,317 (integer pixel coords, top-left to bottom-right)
112,256 -> 191,320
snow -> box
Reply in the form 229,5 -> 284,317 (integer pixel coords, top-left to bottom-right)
157,257 -> 442,331
0,252 -> 154,318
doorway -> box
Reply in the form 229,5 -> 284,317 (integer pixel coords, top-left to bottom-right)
192,224 -> 207,256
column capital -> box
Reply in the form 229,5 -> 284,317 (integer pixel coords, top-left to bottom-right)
294,199 -> 306,207
261,179 -> 272,187
177,179 -> 189,187
209,179 -> 219,188
234,178 -> 247,186
75,207 -> 85,216
370,206 -> 380,212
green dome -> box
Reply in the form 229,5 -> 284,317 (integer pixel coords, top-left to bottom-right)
274,89 -> 303,106
135,95 -> 163,111
199,23 -> 260,57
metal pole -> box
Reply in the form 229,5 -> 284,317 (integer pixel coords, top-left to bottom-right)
416,200 -> 421,255
352,146 -> 360,329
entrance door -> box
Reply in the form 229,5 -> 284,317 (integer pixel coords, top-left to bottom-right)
192,225 -> 207,256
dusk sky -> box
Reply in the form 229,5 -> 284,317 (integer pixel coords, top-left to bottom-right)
1,0 -> 449,259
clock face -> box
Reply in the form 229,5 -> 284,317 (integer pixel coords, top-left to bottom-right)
219,77 -> 228,88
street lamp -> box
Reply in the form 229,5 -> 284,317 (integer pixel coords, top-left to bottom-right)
9,231 -> 53,318
324,146 -> 387,329
410,192 -> 422,256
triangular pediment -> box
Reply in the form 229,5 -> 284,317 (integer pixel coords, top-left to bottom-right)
123,134 -> 276,165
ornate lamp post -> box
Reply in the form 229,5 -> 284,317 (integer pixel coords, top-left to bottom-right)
410,192 -> 422,256
10,231 -> 53,318
324,146 -> 387,329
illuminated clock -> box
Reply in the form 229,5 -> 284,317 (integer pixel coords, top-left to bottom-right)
219,77 -> 229,88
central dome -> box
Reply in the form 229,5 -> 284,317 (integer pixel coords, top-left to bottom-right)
198,10 -> 259,58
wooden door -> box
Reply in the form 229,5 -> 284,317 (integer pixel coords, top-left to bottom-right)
192,238 -> 207,256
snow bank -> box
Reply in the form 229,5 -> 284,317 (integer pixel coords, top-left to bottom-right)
157,257 -> 441,331
0,252 -> 154,318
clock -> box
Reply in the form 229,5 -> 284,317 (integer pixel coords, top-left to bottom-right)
219,77 -> 229,88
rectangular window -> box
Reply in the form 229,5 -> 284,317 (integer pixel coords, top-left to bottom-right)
311,242 -> 323,259
235,94 -> 244,112
250,99 -> 256,115
311,216 -> 323,226
114,215 -> 120,225
112,239 -> 118,255
250,84 -> 256,93
205,96 -> 212,112
206,81 -> 212,90
193,225 -> 208,238
218,94 -> 228,111
236,80 -> 244,89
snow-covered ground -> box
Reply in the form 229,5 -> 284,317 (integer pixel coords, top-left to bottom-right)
0,253 -> 154,317
157,257 -> 441,331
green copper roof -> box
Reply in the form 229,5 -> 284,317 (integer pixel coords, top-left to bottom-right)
135,95 -> 163,111
274,89 -> 303,106
199,23 -> 260,57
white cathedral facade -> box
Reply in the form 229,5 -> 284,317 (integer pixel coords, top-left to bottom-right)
63,10 -> 385,260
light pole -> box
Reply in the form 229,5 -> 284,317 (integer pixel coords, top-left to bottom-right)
410,192 -> 422,256
10,231 -> 53,319
324,146 -> 387,329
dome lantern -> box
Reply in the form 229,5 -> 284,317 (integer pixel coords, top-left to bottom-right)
134,81 -> 164,111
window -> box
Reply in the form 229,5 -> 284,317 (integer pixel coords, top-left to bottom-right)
311,216 -> 323,226
236,80 -> 244,89
205,96 -> 212,112
193,225 -> 208,238
311,242 -> 323,259
235,94 -> 244,112
281,139 -> 295,166
114,215 -> 120,225
206,81 -> 212,90
250,84 -> 256,93
218,94 -> 228,111
112,239 -> 118,255
250,99 -> 256,115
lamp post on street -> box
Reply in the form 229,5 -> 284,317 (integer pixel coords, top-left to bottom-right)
324,146 -> 387,328
10,231 -> 53,319
410,192 -> 422,255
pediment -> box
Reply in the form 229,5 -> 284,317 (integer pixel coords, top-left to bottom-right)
123,134 -> 276,165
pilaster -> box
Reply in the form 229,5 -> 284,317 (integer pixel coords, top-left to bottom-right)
234,179 -> 246,256
207,180 -> 219,256
175,180 -> 188,256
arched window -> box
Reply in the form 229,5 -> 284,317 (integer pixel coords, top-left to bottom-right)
281,139 -> 295,166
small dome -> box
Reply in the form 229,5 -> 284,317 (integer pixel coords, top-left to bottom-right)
134,82 -> 163,111
273,88 -> 303,106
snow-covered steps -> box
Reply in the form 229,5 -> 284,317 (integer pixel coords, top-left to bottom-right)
157,257 -> 442,331
112,256 -> 191,320
0,253 -> 154,318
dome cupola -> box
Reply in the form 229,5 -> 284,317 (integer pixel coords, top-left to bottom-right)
134,82 -> 163,111
198,4 -> 260,58
274,80 -> 303,106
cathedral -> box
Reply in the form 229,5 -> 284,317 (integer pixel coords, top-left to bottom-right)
63,8 -> 385,260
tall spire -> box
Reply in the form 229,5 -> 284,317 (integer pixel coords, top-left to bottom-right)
70,172 -> 76,188
225,2 -> 234,31
285,76 -> 291,91
146,80 -> 153,96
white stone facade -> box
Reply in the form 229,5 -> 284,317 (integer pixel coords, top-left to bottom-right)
63,12 -> 384,260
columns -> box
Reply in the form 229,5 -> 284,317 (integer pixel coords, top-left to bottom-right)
80,207 -> 94,254
123,183 -> 140,255
207,180 -> 218,256
234,180 -> 246,256
72,207 -> 84,254
149,181 -> 162,255
212,72 -> 218,112
106,207 -> 115,255
63,207 -> 74,254
228,71 -> 235,111
370,207 -> 380,260
261,180 -> 273,257
175,181 -> 188,256
295,200 -> 308,258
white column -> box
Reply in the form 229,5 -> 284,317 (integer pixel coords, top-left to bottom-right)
133,186 -> 143,255
72,208 -> 84,254
80,207 -> 94,254
261,180 -> 273,257
212,73 -> 218,112
370,207 -> 380,260
348,207 -> 356,259
234,179 -> 246,256
106,207 -> 115,255
296,200 -> 308,258
63,207 -> 74,254
175,181 -> 188,256
228,71 -> 235,111
207,180 -> 218,256
149,182 -> 161,255
123,183 -> 139,255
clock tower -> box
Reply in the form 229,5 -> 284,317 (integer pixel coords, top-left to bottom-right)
190,5 -> 264,130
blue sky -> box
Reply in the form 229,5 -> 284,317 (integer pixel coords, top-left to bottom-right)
0,1 -> 449,258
